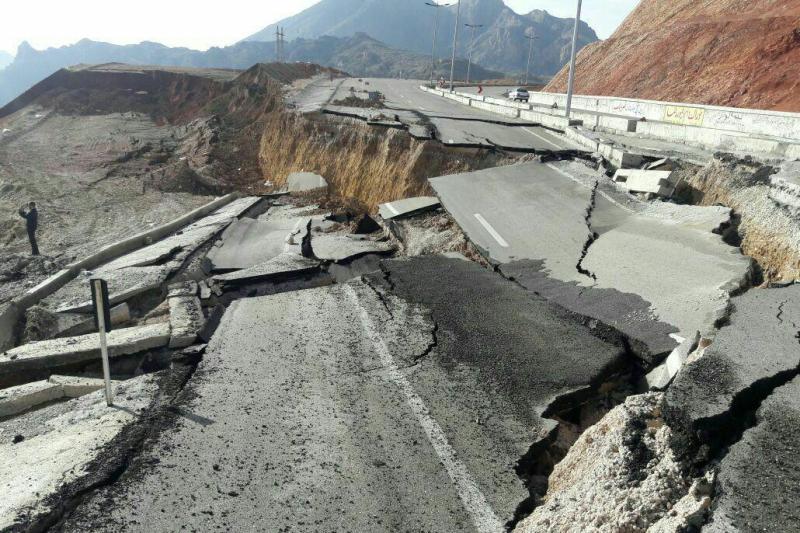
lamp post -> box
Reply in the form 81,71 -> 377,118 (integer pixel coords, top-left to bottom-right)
464,23 -> 483,85
449,0 -> 461,91
565,0 -> 583,118
523,29 -> 538,86
425,2 -> 452,86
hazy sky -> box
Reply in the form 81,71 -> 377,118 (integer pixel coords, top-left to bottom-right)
0,0 -> 639,55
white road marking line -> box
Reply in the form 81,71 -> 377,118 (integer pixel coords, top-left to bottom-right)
474,214 -> 510,248
384,202 -> 400,216
545,163 -> 634,213
344,285 -> 505,533
522,127 -> 562,150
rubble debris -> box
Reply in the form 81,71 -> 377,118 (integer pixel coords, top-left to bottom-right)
515,393 -> 695,533
353,214 -> 381,234
167,280 -> 198,298
613,169 -> 676,197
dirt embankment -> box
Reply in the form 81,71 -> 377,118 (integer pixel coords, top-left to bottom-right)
258,112 -> 508,211
546,0 -> 800,111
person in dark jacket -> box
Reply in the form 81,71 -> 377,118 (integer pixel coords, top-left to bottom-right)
18,201 -> 39,256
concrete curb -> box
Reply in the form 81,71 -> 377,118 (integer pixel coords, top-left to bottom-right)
0,194 -> 240,351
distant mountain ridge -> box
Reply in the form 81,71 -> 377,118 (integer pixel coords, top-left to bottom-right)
0,51 -> 12,70
244,0 -> 598,76
0,34 -> 503,108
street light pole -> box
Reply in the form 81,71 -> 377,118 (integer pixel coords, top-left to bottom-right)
524,30 -> 538,86
565,0 -> 583,118
449,0 -> 461,91
425,2 -> 451,86
464,23 -> 483,85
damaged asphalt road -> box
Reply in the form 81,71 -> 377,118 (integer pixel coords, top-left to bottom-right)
56,256 -> 626,532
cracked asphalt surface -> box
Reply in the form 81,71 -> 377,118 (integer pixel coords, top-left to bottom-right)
58,256 -> 624,532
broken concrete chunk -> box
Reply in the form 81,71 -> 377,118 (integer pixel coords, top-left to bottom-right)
286,172 -> 328,193
646,331 -> 700,391
646,158 -> 677,171
0,380 -> 64,418
167,280 -> 198,298
169,296 -> 204,349
613,169 -> 676,197
0,323 -> 171,376
378,196 -> 441,221
48,375 -> 109,398
198,280 -> 212,300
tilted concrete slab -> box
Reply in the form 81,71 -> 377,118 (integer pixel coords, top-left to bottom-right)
213,253 -> 321,284
378,196 -> 441,221
205,218 -> 299,272
613,169 -> 676,197
432,161 -> 752,356
0,380 -> 64,418
48,375 -> 108,398
664,285 -> 800,436
704,375 -> 800,533
311,235 -> 396,262
0,323 -> 171,375
168,296 -> 204,349
0,374 -> 157,530
286,172 -> 328,193
645,331 -> 700,390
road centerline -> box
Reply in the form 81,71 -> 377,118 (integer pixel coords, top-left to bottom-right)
522,127 -> 562,150
474,213 -> 510,248
345,285 -> 506,533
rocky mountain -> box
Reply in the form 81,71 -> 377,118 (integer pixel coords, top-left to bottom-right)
244,0 -> 598,76
545,0 -> 800,111
0,51 -> 12,70
0,35 -> 502,107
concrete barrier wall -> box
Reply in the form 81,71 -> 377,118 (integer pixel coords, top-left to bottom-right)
0,193 -> 241,351
519,110 -> 582,131
483,96 -> 531,111
528,91 -> 800,142
470,100 -> 519,118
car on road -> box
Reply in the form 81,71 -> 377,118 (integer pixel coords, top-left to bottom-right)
508,88 -> 529,102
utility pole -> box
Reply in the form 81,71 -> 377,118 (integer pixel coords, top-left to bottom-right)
464,23 -> 483,85
276,26 -> 281,62
425,2 -> 451,86
565,0 -> 583,118
449,0 -> 461,91
524,30 -> 538,86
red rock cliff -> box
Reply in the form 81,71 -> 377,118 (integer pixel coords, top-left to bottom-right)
545,0 -> 800,111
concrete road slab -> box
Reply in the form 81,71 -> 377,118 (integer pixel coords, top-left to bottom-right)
212,253 -> 321,284
0,380 -> 64,418
378,196 -> 441,220
168,296 -> 203,349
704,376 -> 800,533
311,234 -> 396,262
665,285 -> 800,437
433,161 -> 752,345
0,323 -> 171,377
0,374 -> 157,530
59,282 -> 503,532
205,218 -> 299,272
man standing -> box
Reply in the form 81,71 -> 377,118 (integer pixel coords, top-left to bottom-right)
18,201 -> 39,256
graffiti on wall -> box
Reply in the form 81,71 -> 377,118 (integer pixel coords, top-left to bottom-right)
663,105 -> 706,126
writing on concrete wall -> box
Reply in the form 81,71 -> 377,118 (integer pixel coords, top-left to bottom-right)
610,101 -> 648,117
663,105 -> 706,126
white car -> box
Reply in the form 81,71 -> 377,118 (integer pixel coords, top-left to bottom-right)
508,88 -> 529,102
